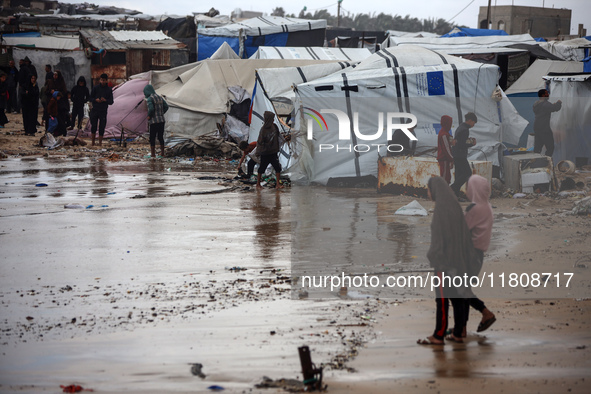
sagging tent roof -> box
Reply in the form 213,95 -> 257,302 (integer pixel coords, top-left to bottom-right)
506,59 -> 583,95
80,29 -> 185,50
2,35 -> 80,50
538,38 -> 591,61
291,45 -> 527,184
197,16 -> 326,37
542,73 -> 591,163
505,43 -> 563,60
249,46 -> 371,61
382,33 -> 537,49
441,27 -> 508,37
153,59 -> 341,139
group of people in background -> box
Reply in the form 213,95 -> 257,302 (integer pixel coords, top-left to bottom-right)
0,58 -> 114,146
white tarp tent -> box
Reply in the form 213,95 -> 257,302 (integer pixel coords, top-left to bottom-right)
382,33 -> 536,50
543,74 -> 591,163
506,59 -> 583,95
289,45 -> 528,184
539,38 -> 591,61
250,46 -> 371,61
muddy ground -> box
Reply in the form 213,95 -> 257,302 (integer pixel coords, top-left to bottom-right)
1,112 -> 591,393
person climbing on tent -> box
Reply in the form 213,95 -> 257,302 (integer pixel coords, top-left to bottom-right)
89,73 -> 114,146
437,115 -> 454,184
451,112 -> 477,199
144,84 -> 169,159
533,89 -> 561,157
256,111 -> 289,189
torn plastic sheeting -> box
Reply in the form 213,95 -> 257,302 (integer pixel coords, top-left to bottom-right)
394,200 -> 428,216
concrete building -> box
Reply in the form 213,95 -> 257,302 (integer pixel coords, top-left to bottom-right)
478,5 -> 571,38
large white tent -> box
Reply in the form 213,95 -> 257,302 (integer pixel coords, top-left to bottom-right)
286,46 -> 527,184
382,33 -> 537,50
249,46 -> 371,61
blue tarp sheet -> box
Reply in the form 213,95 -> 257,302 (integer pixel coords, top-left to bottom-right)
3,32 -> 41,37
197,36 -> 240,61
441,27 -> 508,37
198,32 -> 289,60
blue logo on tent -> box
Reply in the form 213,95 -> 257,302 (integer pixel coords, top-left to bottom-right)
427,71 -> 445,96
433,123 -> 453,136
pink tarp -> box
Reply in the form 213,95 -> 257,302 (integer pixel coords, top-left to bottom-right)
81,78 -> 149,139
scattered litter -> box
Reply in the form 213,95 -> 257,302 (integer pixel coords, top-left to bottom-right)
190,363 -> 206,378
572,196 -> 591,216
35,183 -> 48,187
106,192 -> 116,195
60,385 -> 93,393
559,191 -> 586,197
207,385 -> 225,391
394,200 -> 428,216
64,204 -> 84,209
85,205 -> 94,209
255,377 -> 305,391
101,205 -> 109,208
513,193 -> 527,199
226,266 -> 247,271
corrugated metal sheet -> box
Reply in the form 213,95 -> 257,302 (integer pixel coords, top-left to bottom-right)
377,156 -> 492,197
80,29 -> 186,51
110,30 -> 169,42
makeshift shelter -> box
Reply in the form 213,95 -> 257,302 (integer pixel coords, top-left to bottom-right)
288,45 -> 527,185
380,34 -> 539,90
385,30 -> 439,39
152,59 -> 339,139
3,33 -> 90,92
543,73 -> 591,164
81,78 -> 149,139
326,29 -> 387,53
539,38 -> 591,61
196,16 -> 327,60
79,29 -> 188,86
506,59 -> 583,147
249,46 -> 371,61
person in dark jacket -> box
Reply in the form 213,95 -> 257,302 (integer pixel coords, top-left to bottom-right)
48,91 -> 68,136
144,84 -> 168,158
22,74 -> 40,136
44,70 -> 69,129
89,73 -> 113,146
18,59 -> 30,122
44,65 -> 53,86
0,73 -> 8,128
533,89 -> 562,157
7,60 -> 19,113
256,111 -> 287,189
450,112 -> 477,198
437,115 -> 454,184
70,76 -> 89,130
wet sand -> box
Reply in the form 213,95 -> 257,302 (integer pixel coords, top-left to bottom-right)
1,155 -> 590,393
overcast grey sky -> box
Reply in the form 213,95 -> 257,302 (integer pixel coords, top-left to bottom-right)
95,0 -> 589,35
